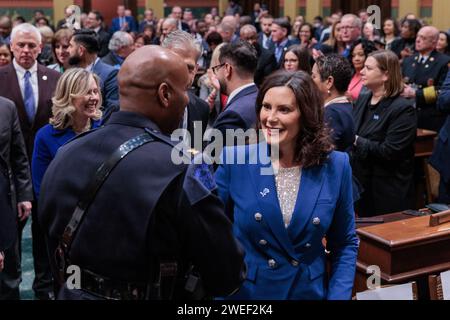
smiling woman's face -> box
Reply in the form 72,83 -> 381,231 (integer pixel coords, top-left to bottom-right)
259,86 -> 301,149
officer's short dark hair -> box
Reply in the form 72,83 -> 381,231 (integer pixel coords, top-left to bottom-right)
219,41 -> 258,77
315,54 -> 353,94
272,18 -> 291,36
71,29 -> 100,53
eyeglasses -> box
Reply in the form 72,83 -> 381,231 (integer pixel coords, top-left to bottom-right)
340,26 -> 356,31
211,63 -> 226,75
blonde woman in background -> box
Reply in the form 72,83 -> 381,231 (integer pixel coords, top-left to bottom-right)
32,68 -> 102,199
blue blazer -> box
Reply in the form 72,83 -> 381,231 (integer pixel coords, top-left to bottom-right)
213,84 -> 258,136
92,59 -> 119,122
32,121 -> 101,198
215,143 -> 358,300
430,70 -> 450,182
110,16 -> 138,34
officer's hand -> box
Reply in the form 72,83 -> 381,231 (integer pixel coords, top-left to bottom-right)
0,251 -> 4,272
401,84 -> 416,99
17,201 -> 32,222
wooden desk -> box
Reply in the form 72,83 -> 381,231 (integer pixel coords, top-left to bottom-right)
415,129 -> 438,207
415,129 -> 437,157
354,210 -> 450,299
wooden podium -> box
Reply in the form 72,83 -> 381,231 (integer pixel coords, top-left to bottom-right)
354,211 -> 450,299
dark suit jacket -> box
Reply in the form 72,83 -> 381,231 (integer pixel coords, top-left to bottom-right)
213,84 -> 258,140
101,52 -> 121,67
0,63 -> 60,158
254,46 -> 277,86
92,59 -> 119,123
430,70 -> 450,183
0,97 -> 33,251
324,102 -> 355,152
97,28 -> 111,58
352,92 -> 417,216
187,90 -> 209,149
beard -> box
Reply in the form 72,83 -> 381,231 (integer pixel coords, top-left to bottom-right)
68,54 -> 82,66
219,78 -> 227,96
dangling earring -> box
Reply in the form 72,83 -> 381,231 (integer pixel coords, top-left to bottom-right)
327,89 -> 331,95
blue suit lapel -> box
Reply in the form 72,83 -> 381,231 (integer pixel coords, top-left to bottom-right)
287,164 -> 326,240
247,146 -> 296,258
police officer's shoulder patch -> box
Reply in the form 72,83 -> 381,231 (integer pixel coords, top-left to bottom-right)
183,153 -> 217,205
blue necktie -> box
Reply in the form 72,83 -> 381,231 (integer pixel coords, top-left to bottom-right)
24,71 -> 36,124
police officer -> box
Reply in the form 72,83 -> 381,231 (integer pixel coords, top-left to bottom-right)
402,26 -> 450,132
430,70 -> 450,203
38,46 -> 245,300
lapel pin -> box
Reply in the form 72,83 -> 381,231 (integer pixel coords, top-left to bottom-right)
425,65 -> 429,68
373,114 -> 379,120
42,75 -> 47,80
430,57 -> 434,62
414,56 -> 418,60
260,188 -> 270,197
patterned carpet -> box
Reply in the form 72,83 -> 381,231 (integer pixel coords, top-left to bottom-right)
20,219 -> 35,300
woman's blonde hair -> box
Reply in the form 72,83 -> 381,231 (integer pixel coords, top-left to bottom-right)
50,68 -> 102,130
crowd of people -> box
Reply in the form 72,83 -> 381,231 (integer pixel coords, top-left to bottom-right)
0,1 -> 450,300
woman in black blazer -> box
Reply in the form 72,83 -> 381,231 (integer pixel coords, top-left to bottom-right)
352,50 -> 417,217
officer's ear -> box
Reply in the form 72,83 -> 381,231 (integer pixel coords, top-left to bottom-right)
157,82 -> 171,108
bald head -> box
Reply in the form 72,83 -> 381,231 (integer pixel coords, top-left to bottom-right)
118,45 -> 190,133
416,26 -> 440,54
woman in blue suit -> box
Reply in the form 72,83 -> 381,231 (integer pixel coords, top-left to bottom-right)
215,71 -> 358,300
32,68 -> 102,198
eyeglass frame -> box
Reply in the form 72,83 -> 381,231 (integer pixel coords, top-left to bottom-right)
211,63 -> 226,75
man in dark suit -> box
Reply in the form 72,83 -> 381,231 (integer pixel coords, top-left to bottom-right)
85,10 -> 111,58
161,30 -> 210,150
171,6 -> 191,33
213,41 -> 259,141
258,14 -> 273,50
270,18 -> 296,68
0,23 -> 60,300
68,29 -> 119,122
430,70 -> 450,203
38,45 -> 245,300
0,97 -> 33,298
402,26 -> 450,131
139,9 -> 157,33
110,5 -> 138,34
240,24 -> 277,87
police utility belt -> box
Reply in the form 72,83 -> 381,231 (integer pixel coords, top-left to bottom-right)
55,130 -> 205,300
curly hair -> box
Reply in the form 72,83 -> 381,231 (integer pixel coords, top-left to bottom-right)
315,54 -> 353,94
349,38 -> 377,69
50,68 -> 102,130
256,70 -> 334,168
